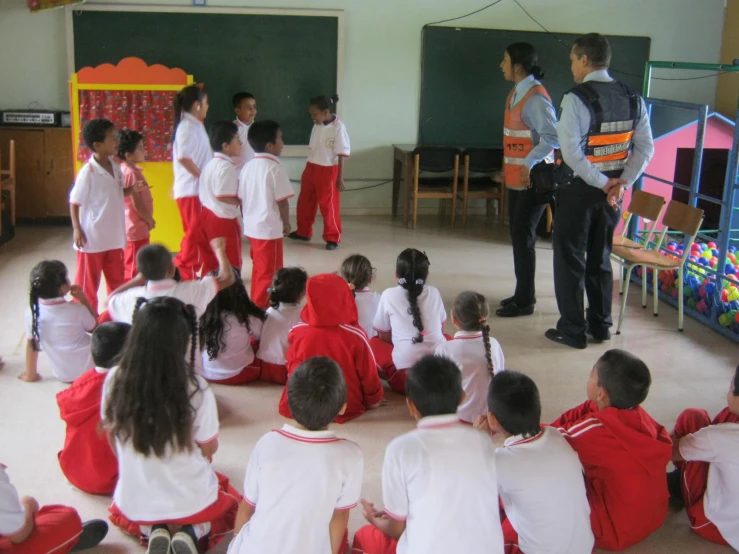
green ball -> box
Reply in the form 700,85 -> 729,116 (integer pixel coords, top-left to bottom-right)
719,313 -> 732,327
688,298 -> 697,309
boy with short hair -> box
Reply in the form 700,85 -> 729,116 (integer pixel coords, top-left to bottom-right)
56,322 -> 131,495
232,92 -> 257,171
238,120 -> 294,308
353,355 -> 504,554
483,370 -> 594,554
199,120 -> 243,273
667,364 -> 739,550
229,356 -> 362,554
551,349 -> 672,551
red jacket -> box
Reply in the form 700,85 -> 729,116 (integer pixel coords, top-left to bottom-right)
56,368 -> 118,495
279,274 -> 384,423
551,401 -> 672,551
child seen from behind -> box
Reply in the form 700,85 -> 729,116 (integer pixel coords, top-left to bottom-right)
340,254 -> 380,338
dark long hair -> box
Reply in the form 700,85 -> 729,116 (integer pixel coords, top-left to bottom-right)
452,291 -> 494,376
200,268 -> 267,361
269,267 -> 308,309
173,84 -> 208,139
28,260 -> 68,352
396,248 -> 430,344
340,254 -> 374,297
104,296 -> 200,457
506,42 -> 545,80
310,94 -> 339,114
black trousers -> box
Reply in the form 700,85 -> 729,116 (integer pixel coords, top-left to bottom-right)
553,179 -> 620,339
508,187 -> 547,307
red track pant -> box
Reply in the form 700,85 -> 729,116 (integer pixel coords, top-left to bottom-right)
258,360 -> 288,385
352,525 -> 397,554
174,196 -> 204,280
296,162 -> 341,243
369,337 -> 407,395
247,237 -> 283,309
502,517 -> 524,554
74,249 -> 125,314
124,238 -> 150,281
0,505 -> 83,554
200,208 -> 242,275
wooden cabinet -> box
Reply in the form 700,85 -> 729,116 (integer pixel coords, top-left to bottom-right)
0,127 -> 75,219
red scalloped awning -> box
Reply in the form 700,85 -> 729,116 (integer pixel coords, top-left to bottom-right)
77,57 -> 189,85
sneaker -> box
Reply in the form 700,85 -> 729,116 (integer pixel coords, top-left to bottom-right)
326,242 -> 339,251
70,520 -> 109,552
171,525 -> 199,554
143,526 -> 171,554
287,232 -> 310,242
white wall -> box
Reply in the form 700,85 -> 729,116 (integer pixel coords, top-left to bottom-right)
0,0 -> 727,212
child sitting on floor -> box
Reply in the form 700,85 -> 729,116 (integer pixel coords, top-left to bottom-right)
340,254 -> 380,338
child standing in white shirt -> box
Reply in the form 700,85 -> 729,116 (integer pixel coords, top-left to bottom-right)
340,254 -> 380,338
232,92 -> 257,172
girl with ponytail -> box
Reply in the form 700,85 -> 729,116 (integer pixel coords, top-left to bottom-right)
370,248 -> 447,394
435,291 -> 506,424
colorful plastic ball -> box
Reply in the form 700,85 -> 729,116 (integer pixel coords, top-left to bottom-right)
687,297 -> 697,309
708,242 -> 717,249
735,311 -> 739,324
731,301 -> 739,311
712,249 -> 720,257
728,287 -> 739,302
710,259 -> 718,267
696,299 -> 707,314
705,282 -> 717,296
729,254 -> 737,263
726,264 -> 737,275
719,313 -> 732,326
671,289 -> 679,298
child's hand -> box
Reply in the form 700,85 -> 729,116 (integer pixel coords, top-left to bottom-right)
210,237 -> 226,252
147,218 -> 156,230
360,499 -> 386,525
69,285 -> 87,303
18,370 -> 40,383
473,414 -> 490,433
73,228 -> 87,249
368,398 -> 389,410
133,181 -> 150,192
282,221 -> 291,236
336,177 -> 345,192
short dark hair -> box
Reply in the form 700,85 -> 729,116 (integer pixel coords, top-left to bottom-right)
209,120 -> 239,153
488,371 -> 541,437
572,33 -> 611,68
233,92 -> 255,109
117,129 -> 144,160
136,244 -> 172,281
596,349 -> 651,409
91,322 -> 131,368
248,120 -> 281,153
310,94 -> 339,113
407,355 -> 463,417
82,118 -> 115,151
287,357 -> 347,430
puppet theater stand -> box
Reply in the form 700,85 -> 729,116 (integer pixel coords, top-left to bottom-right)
70,57 -> 192,252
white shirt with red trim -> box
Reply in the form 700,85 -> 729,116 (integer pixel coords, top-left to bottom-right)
24,297 -> 96,383
496,426 -> 594,554
69,156 -> 126,253
101,367 -> 219,521
173,112 -> 213,199
199,153 -> 240,219
256,303 -> 302,366
435,330 -> 505,423
354,288 -> 380,338
201,314 -> 264,381
238,153 -> 295,240
372,285 -> 447,370
679,421 -> 739,549
229,424 -> 363,554
233,119 -> 256,171
0,466 -> 26,537
307,117 -> 350,167
382,414 -> 504,554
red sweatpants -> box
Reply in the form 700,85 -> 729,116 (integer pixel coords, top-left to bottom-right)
247,237 -> 283,309
207,360 -> 261,386
0,505 -> 83,554
502,517 -> 523,554
124,238 -> 149,281
173,196 -> 204,281
259,360 -> 288,385
673,407 -> 737,546
74,249 -> 125,314
296,162 -> 341,243
369,337 -> 407,395
200,207 -> 242,275
352,525 -> 397,554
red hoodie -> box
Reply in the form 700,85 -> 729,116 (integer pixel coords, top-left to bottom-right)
279,274 -> 384,424
551,400 -> 672,551
56,368 -> 118,495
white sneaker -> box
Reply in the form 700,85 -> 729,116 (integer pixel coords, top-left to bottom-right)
146,527 -> 171,554
171,530 -> 199,554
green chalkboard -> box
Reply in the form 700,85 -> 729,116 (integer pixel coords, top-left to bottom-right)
72,10 -> 338,145
420,27 -> 651,147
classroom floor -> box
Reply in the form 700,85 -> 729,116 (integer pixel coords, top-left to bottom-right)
0,215 -> 736,554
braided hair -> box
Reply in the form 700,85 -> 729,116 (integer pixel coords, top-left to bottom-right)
28,260 -> 69,352
452,291 -> 494,375
396,248 -> 430,344
200,268 -> 267,361
268,267 -> 308,309
340,254 -> 374,297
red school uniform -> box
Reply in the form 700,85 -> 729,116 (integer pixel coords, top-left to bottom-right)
551,400 -> 672,551
278,274 -> 384,424
121,162 -> 154,281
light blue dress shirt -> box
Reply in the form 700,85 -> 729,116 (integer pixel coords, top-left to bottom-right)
509,74 -> 560,169
556,69 -> 655,189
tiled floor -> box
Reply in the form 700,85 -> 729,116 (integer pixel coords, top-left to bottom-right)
0,216 -> 736,553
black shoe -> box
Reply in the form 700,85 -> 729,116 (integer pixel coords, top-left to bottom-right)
586,325 -> 612,342
500,296 -> 536,307
544,328 -> 587,349
496,302 -> 535,317
287,232 -> 310,242
171,525 -> 200,554
666,468 -> 685,510
70,520 -> 109,552
326,241 -> 339,251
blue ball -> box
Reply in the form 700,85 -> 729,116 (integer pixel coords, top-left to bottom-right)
705,282 -> 717,296
731,301 -> 739,311
717,302 -> 728,315
712,249 -> 720,257
699,258 -> 708,266
730,246 -> 737,253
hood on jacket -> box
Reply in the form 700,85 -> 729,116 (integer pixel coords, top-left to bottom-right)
300,273 -> 359,328
56,371 -> 105,426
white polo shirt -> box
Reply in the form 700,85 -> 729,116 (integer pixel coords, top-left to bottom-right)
69,156 -> 126,253
238,154 -> 294,240
680,421 -> 739,550
228,424 -> 363,554
199,153 -> 240,219
0,466 -> 26,537
173,112 -> 213,199
373,285 -> 447,370
383,415 -> 504,554
102,367 -> 219,521
233,119 -> 255,171
24,297 -> 95,383
201,314 -> 263,381
256,303 -> 302,366
355,288 -> 381,339
108,277 -> 218,324
496,427 -> 594,554
307,118 -> 350,167
435,331 -> 505,423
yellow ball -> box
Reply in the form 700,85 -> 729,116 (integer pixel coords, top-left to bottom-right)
728,287 -> 739,302
701,251 -> 712,259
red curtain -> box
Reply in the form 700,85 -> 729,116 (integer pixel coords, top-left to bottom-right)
77,90 -> 175,162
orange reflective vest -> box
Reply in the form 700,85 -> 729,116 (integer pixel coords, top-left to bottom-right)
503,84 -> 552,189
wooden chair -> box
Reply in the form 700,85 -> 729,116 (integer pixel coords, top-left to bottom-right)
407,147 -> 459,229
0,140 -> 16,231
459,147 -> 504,226
611,200 -> 704,334
615,190 -> 666,249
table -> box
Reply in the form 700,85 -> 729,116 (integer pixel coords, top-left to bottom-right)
391,144 -> 416,219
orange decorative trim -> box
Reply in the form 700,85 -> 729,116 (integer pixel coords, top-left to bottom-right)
77,57 -> 189,85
